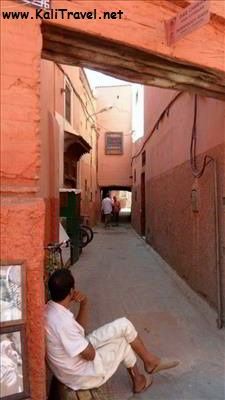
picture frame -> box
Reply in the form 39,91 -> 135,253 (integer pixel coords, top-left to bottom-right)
0,263 -> 26,327
0,325 -> 30,400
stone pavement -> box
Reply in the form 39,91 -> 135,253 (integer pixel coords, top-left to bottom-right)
71,225 -> 225,400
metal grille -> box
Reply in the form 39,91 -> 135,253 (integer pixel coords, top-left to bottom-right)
7,280 -> 22,310
105,132 -> 123,155
65,84 -> 72,123
20,0 -> 51,9
142,150 -> 146,166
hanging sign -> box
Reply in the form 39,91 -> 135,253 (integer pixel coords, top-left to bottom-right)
165,0 -> 210,46
20,0 -> 51,9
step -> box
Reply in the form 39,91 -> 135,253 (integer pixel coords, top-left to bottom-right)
48,376 -> 105,400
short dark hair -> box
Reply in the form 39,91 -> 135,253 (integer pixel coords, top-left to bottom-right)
48,269 -> 75,302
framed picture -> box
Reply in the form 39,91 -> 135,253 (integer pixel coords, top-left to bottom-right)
0,263 -> 26,326
0,326 -> 29,400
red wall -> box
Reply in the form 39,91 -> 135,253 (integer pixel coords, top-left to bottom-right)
0,9 -> 46,400
97,85 -> 132,188
40,61 -> 60,245
132,89 -> 225,309
1,1 -> 224,398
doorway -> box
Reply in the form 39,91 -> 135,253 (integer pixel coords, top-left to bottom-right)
141,172 -> 146,237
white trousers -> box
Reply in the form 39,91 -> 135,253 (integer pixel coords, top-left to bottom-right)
86,317 -> 137,387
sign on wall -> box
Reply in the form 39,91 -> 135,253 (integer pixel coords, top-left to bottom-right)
165,0 -> 210,46
20,0 -> 51,9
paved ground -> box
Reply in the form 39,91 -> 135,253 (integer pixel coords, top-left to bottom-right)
71,225 -> 225,400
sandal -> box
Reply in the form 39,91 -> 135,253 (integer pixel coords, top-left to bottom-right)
133,375 -> 153,394
145,358 -> 179,374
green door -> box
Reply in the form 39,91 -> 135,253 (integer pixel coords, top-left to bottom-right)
60,190 -> 81,264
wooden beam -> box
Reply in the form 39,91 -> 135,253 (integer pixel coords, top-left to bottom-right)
42,24 -> 225,101
47,1 -> 225,74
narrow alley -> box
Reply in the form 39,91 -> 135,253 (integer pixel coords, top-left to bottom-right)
1,1 -> 225,399
72,225 -> 225,400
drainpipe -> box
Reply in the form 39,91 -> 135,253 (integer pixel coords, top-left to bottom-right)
190,94 -> 223,328
212,159 -> 223,329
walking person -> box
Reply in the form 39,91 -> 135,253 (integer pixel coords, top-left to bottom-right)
112,195 -> 121,226
101,192 -> 113,228
45,269 -> 179,394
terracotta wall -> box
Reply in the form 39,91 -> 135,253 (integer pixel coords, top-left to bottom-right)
132,88 -> 225,309
96,85 -> 132,188
0,9 -> 46,400
47,1 -> 225,75
41,61 -> 98,227
1,1 -> 224,399
40,61 -> 60,245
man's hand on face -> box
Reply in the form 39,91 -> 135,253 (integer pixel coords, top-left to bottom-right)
72,290 -> 88,305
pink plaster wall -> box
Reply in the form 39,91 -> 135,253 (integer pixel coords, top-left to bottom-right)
40,61 -> 98,227
0,4 -> 46,399
97,85 -> 132,188
40,61 -> 60,244
132,88 -> 225,309
47,0 -> 225,74
1,1 -> 224,398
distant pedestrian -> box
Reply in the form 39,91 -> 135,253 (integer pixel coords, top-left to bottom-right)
101,193 -> 113,228
112,196 -> 121,226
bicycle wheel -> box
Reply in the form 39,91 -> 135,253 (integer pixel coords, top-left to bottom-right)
79,227 -> 90,248
80,224 -> 94,243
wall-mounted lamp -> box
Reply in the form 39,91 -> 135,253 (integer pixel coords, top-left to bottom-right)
87,105 -> 113,121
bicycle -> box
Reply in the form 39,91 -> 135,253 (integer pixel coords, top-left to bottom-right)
45,225 -> 94,265
44,239 -> 72,301
44,239 -> 72,273
79,224 -> 94,249
44,225 -> 94,273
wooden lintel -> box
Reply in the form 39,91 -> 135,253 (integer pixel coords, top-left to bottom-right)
42,24 -> 225,101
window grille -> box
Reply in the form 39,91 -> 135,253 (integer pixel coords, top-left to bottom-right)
105,132 -> 123,155
65,84 -> 71,123
20,0 -> 51,8
142,151 -> 146,166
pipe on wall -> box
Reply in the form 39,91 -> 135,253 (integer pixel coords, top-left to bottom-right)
190,95 -> 223,328
212,159 -> 223,328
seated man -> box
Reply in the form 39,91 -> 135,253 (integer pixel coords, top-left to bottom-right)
44,269 -> 179,394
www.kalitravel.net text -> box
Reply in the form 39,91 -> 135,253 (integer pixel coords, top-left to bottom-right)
0,8 -> 125,20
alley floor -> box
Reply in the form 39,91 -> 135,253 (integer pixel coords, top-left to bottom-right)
71,225 -> 225,400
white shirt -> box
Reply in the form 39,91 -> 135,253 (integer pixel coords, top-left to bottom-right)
44,301 -> 105,390
101,197 -> 112,214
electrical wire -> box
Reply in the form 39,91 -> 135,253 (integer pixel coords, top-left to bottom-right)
56,63 -> 132,135
131,91 -> 184,165
189,95 -> 223,329
190,94 -> 213,177
56,63 -> 95,123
